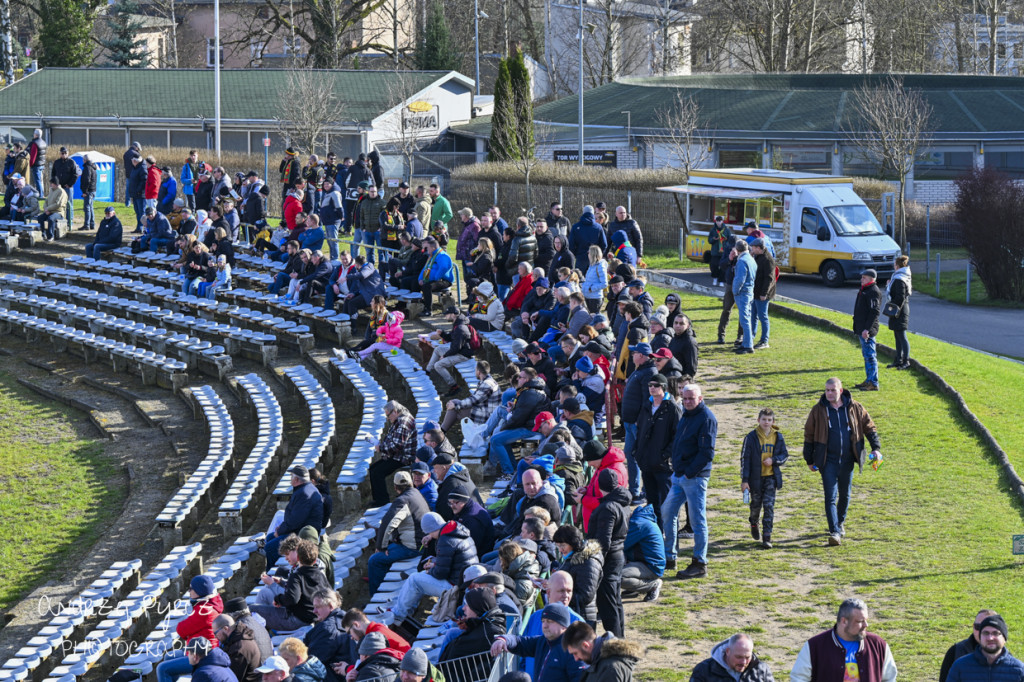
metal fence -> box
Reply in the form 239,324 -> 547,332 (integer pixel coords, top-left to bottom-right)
448,180 -> 686,251
862,199 -> 963,248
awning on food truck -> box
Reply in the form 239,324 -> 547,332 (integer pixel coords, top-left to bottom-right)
657,185 -> 781,199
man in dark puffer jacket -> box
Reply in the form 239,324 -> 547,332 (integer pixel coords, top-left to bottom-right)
691,634 -> 775,682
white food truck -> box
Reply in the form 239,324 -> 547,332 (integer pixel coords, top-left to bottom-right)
659,168 -> 902,286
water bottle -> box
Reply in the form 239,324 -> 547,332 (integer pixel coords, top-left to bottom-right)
743,489 -> 750,504
868,452 -> 883,471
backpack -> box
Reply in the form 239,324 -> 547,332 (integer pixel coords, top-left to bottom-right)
467,324 -> 481,351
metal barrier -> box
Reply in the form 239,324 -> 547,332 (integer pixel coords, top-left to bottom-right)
439,649 -> 514,682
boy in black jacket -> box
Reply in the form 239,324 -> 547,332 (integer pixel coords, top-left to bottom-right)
740,408 -> 789,549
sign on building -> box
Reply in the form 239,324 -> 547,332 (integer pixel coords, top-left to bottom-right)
403,102 -> 439,134
553,150 -> 618,167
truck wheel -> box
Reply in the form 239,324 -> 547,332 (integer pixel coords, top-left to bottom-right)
820,260 -> 845,287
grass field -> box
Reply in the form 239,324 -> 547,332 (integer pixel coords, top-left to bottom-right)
630,282 -> 1024,681
0,369 -> 125,612
918,269 -> 1024,308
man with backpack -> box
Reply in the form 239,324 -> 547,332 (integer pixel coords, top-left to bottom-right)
425,305 -> 477,397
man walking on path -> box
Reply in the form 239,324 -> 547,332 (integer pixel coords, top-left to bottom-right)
791,598 -> 898,682
803,377 -> 881,546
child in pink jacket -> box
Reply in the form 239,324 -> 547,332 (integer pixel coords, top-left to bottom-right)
357,310 -> 405,358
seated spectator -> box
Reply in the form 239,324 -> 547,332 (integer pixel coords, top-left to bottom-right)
86,205 -> 123,259
552,445 -> 586,503
499,540 -> 540,604
490,603 -> 583,682
424,306 -> 475,397
252,539 -> 331,632
368,401 -> 418,507
511,277 -> 554,340
140,206 -> 174,252
341,608 -> 411,653
356,309 -> 405,360
37,179 -> 68,242
347,295 -> 390,355
343,632 -> 403,682
264,465 -> 324,566
622,504 -> 665,602
440,361 -> 501,432
438,589 -> 507,681
503,262 -> 534,315
224,598 -> 273,661
255,534 -> 301,606
551,526 -> 601,628
299,213 -> 326,252
342,256 -> 386,315
489,368 -> 553,475
411,461 -> 438,510
397,649 -> 440,682
387,231 -> 416,285
397,238 -> 429,291
572,356 -> 606,414
388,513 -> 479,625
560,398 -> 595,443
367,470 -> 429,595
182,637 -> 237,682
324,251 -> 356,311
423,426 -> 457,460
278,638 -> 326,682
468,281 -> 505,332
268,241 -> 302,295
496,468 -> 562,547
418,236 -> 455,316
466,237 -> 496,294
155,576 -> 225,682
197,254 -> 231,300
305,591 -> 357,682
448,484 -> 495,558
433,453 -> 483,521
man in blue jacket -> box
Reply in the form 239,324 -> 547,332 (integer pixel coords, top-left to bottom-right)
264,465 -> 324,566
568,206 -> 608,267
86,205 -> 123,259
663,383 -> 717,579
490,603 -> 584,682
418,236 -> 455,316
622,504 -> 665,602
947,615 -> 1024,682
732,240 -> 758,354
140,206 -> 174,252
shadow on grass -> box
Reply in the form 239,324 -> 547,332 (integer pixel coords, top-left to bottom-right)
849,562 -> 1022,586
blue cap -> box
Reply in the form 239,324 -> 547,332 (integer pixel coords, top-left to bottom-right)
416,446 -> 436,463
628,279 -> 645,289
592,314 -> 607,325
541,603 -> 572,627
534,277 -> 550,289
575,356 -> 595,373
411,461 -> 431,475
421,419 -> 441,434
629,342 -> 653,355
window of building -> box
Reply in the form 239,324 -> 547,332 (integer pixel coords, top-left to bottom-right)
990,149 -> 1024,178
249,40 -> 266,64
914,150 -> 974,180
283,36 -> 304,58
206,39 -> 224,67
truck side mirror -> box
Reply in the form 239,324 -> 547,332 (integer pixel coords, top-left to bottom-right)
816,226 -> 830,241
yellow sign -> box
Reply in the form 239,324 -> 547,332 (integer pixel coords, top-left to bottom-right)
407,100 -> 432,113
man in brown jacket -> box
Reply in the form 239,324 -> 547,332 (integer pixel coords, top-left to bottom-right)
213,614 -> 263,682
803,377 -> 881,546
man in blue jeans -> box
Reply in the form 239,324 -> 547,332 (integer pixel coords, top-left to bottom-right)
802,377 -> 881,546
852,269 -> 882,391
367,470 -> 428,595
619,341 -> 658,502
488,367 -> 550,475
662,383 -> 717,579
750,238 -> 776,350
732,240 -> 757,354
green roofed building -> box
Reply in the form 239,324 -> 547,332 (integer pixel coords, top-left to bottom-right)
0,68 -> 474,157
451,73 -> 1024,203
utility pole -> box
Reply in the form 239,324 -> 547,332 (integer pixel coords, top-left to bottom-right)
578,0 -> 584,166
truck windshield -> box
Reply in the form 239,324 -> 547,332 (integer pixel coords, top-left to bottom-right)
824,205 -> 884,236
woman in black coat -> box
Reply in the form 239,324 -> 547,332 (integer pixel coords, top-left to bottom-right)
466,237 -> 496,293
439,589 -> 506,681
550,234 -> 576,273
886,254 -> 912,369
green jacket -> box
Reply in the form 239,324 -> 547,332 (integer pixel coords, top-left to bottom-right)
431,194 -> 453,226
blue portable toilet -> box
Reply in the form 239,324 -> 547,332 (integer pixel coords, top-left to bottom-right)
70,151 -> 116,202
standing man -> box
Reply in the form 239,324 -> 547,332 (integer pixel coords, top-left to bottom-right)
122,141 -> 141,205
620,342 -> 658,503
803,377 -> 881,546
853,269 -> 882,391
428,183 -> 452,229
50,146 -> 78,226
791,598 -> 897,682
662,383 -> 717,578
691,633 -> 774,682
79,154 -> 97,231
732,240 -> 757,354
940,609 -> 1001,682
414,185 -> 431,229
707,216 -> 731,286
27,128 -> 47,194
947,614 -> 1024,681
181,150 -> 204,210
545,202 -> 570,240
750,238 -> 776,350
634,373 -> 681,524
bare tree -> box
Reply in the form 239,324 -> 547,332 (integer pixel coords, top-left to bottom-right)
848,75 -> 932,249
374,69 -> 440,182
0,0 -> 15,84
653,92 -> 714,178
275,68 -> 348,156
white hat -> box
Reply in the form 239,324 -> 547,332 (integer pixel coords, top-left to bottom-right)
255,656 -> 290,674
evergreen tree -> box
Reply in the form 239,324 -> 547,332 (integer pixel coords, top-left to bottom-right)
101,0 -> 151,67
415,0 -> 460,71
488,56 -> 518,161
507,46 -> 534,160
37,0 -> 99,66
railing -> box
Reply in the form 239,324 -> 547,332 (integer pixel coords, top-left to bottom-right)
438,649 -> 516,682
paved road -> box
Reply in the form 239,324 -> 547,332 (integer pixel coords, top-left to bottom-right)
657,268 -> 1024,360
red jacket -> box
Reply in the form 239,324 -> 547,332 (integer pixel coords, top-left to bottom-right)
580,447 -> 627,531
284,195 -> 303,230
176,594 -> 224,647
366,622 -> 411,653
146,165 -> 161,200
505,274 -> 534,312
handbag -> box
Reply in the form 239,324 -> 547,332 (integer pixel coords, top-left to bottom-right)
882,298 -> 900,317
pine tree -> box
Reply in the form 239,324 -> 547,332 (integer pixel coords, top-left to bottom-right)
37,0 -> 98,66
507,46 -> 534,160
488,56 -> 518,161
415,0 -> 460,71
100,0 -> 151,67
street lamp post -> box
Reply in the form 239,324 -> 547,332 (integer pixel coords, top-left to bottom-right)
214,0 -> 221,161
474,0 -> 481,96
577,0 -> 584,166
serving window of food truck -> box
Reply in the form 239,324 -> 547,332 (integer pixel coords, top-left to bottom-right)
661,184 -> 783,260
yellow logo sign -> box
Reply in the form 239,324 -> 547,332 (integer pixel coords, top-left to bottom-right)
407,101 -> 432,113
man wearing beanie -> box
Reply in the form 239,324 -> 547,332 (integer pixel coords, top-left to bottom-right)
388,512 -> 478,624
852,268 -> 882,391
398,648 -> 436,682
791,598 -> 897,682
586,468 -> 630,638
940,609 -> 1001,682
156,576 -> 226,682
224,597 -> 273,661
490,603 -> 584,682
634,372 -> 682,524
947,614 -> 1024,681
447,484 -> 495,558
439,588 -> 506,680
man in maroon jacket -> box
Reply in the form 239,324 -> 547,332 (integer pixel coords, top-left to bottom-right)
790,598 -> 898,682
